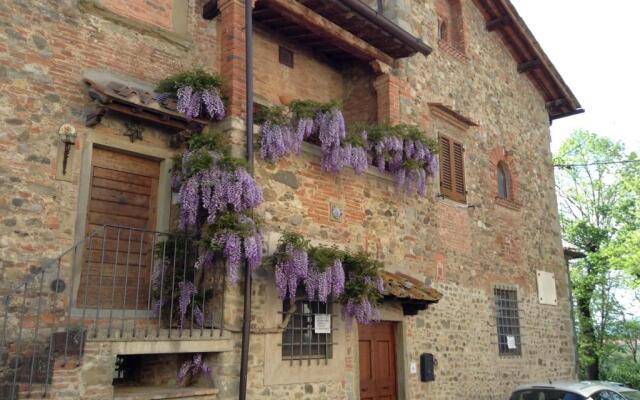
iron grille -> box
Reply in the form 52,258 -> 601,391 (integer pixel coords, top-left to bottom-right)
281,300 -> 333,364
494,287 -> 522,355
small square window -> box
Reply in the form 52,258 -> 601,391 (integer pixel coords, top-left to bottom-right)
494,287 -> 522,355
281,300 -> 333,361
279,46 -> 294,68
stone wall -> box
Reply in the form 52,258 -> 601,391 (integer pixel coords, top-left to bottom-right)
0,1 -> 575,399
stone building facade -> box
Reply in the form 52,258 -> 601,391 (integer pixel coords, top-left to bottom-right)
0,0 -> 582,399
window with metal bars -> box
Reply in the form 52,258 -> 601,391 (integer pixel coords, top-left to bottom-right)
494,287 -> 522,355
281,300 -> 333,362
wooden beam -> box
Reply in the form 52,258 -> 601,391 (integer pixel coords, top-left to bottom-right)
517,58 -> 541,73
259,0 -> 395,65
486,15 -> 511,31
202,0 -> 219,20
546,98 -> 566,109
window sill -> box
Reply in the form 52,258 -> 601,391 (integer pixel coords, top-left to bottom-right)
495,196 -> 521,211
300,142 -> 395,183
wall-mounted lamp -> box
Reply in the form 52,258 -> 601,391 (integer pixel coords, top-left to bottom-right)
58,123 -> 77,175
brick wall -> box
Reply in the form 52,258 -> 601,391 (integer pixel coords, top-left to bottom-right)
0,0 -> 575,399
102,0 -> 175,31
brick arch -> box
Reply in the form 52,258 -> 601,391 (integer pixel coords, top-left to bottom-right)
489,147 -> 521,209
434,0 -> 466,56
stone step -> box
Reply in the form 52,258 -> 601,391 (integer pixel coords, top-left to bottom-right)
114,386 -> 218,400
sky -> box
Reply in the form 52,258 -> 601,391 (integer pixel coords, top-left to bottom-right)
510,2 -> 640,312
511,0 -> 640,154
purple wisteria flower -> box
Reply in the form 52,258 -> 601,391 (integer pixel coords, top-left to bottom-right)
343,144 -> 369,175
194,250 -> 215,270
296,117 -> 315,139
243,231 -> 264,273
177,353 -> 212,385
201,88 -> 225,120
193,305 -> 205,327
342,298 -> 381,328
305,259 -> 345,302
261,121 -> 289,162
316,109 -> 347,173
218,233 -> 243,284
178,280 -> 197,326
176,151 -> 262,230
274,244 -> 309,300
176,85 -> 225,121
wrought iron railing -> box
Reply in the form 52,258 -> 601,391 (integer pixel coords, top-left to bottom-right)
0,225 -> 224,399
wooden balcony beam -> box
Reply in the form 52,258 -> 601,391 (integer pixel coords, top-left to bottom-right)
517,58 -> 541,73
486,15 -> 511,32
258,0 -> 395,65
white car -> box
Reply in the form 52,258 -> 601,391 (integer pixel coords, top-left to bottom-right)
510,381 -> 640,400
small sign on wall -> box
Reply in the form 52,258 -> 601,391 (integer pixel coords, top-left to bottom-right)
314,314 -> 331,334
506,335 -> 517,350
536,270 -> 557,305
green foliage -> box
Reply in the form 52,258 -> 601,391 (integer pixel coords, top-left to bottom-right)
290,99 -> 339,119
343,130 -> 368,147
173,129 -> 247,179
555,130 -> 640,380
278,231 -> 310,251
359,122 -> 438,153
255,105 -> 290,126
153,236 -> 213,325
201,212 -> 260,249
341,251 -> 384,303
307,245 -> 345,272
156,69 -> 223,94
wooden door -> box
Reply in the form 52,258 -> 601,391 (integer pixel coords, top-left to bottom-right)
359,322 -> 398,400
77,147 -> 160,309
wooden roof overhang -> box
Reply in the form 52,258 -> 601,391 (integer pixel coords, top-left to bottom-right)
252,0 -> 432,65
84,79 -> 208,133
381,271 -> 443,316
472,0 -> 583,121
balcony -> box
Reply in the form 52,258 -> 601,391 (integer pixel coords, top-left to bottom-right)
0,225 -> 229,398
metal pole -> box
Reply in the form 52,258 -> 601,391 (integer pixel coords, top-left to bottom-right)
239,0 -> 253,398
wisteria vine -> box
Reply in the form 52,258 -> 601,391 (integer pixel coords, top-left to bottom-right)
178,353 -> 212,386
159,129 -> 265,385
157,69 -> 225,121
266,232 -> 385,326
257,100 -> 439,196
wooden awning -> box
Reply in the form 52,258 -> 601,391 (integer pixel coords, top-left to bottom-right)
381,271 -> 442,315
84,79 -> 208,133
472,0 -> 583,121
253,0 -> 431,65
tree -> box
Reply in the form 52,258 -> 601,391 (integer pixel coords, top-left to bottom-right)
554,130 -> 640,379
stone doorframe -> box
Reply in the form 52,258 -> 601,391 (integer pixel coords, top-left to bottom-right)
70,127 -> 175,315
354,303 -> 410,400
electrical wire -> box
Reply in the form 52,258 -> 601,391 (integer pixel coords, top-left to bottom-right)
554,159 -> 640,168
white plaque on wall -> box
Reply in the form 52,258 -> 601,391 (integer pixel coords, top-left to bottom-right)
314,314 -> 331,334
507,335 -> 517,350
536,270 -> 558,305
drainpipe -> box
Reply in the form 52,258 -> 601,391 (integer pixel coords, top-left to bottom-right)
238,0 -> 254,399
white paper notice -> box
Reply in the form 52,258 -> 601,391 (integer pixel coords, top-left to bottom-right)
410,362 -> 417,374
506,335 -> 517,350
314,314 -> 331,334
